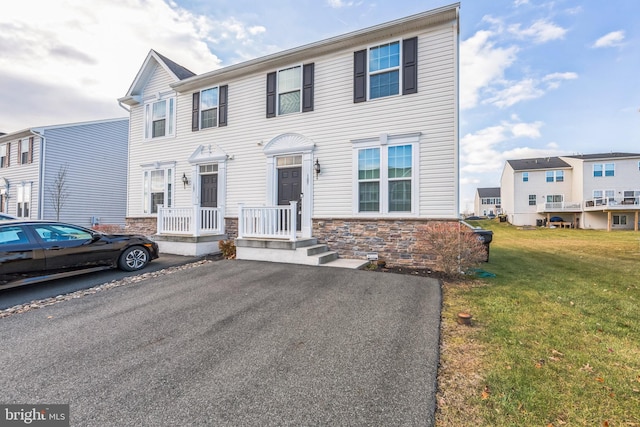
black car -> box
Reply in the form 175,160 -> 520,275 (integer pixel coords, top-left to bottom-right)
0,221 -> 159,290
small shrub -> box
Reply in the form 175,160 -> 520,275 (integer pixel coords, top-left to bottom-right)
218,239 -> 236,259
415,222 -> 487,277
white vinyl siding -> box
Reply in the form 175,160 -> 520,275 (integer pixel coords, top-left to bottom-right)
126,19 -> 458,220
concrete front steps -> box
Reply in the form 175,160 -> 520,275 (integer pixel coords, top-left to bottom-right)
235,237 -> 368,269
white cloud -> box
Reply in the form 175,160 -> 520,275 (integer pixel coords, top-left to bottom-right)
508,19 -> 567,43
460,30 -> 518,110
592,30 -> 625,48
460,118 -> 545,174
326,0 -> 360,8
482,71 -> 577,108
0,0 -> 269,131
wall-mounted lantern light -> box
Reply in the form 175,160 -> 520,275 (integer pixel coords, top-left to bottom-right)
314,159 -> 321,179
182,172 -> 190,188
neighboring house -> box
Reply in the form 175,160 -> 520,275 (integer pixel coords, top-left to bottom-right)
500,153 -> 640,231
118,4 -> 460,267
0,119 -> 129,228
474,187 -> 501,217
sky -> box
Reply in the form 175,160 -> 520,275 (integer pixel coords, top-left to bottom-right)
1,0 -> 638,212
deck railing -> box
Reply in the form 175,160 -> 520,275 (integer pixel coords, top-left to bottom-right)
585,196 -> 640,208
157,205 -> 224,236
238,202 -> 297,241
537,201 -> 582,212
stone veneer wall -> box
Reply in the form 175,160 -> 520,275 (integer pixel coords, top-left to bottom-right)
125,217 -> 157,237
313,218 -> 458,268
224,218 -> 238,239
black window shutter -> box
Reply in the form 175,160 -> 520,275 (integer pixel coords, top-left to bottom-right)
353,49 -> 367,103
192,92 -> 200,131
402,37 -> 418,95
266,72 -> 277,118
302,63 -> 314,112
219,85 -> 228,127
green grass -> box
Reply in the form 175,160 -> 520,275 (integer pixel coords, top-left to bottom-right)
455,221 -> 640,426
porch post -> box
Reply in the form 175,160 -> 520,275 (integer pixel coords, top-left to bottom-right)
193,204 -> 201,237
607,211 -> 612,232
290,201 -> 297,242
219,205 -> 225,234
156,204 -> 164,234
238,203 -> 245,239
635,211 -> 638,232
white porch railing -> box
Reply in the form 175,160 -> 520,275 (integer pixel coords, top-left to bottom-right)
585,196 -> 640,209
157,205 -> 224,236
537,201 -> 582,212
238,201 -> 297,241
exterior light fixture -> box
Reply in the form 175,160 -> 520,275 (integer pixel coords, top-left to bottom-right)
182,172 -> 190,188
314,159 -> 321,179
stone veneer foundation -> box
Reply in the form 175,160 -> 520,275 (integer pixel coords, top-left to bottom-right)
313,218 -> 457,268
124,217 -> 157,237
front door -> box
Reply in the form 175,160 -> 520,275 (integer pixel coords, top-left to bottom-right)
200,174 -> 218,207
278,167 -> 302,231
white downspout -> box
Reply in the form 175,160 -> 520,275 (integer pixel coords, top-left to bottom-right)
118,101 -> 131,228
30,130 -> 45,220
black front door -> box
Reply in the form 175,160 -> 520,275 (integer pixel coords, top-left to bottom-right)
201,174 -> 218,208
278,167 -> 302,231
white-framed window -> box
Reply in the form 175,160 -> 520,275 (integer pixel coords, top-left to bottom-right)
368,41 -> 401,99
529,194 -> 536,206
522,172 -> 529,182
142,166 -> 174,214
546,194 -> 563,203
593,163 -> 615,177
546,170 -> 563,182
353,133 -> 419,215
16,182 -> 31,218
144,97 -> 175,139
0,144 -> 7,168
200,87 -> 219,129
277,65 -> 302,115
613,215 -> 627,225
19,139 -> 30,164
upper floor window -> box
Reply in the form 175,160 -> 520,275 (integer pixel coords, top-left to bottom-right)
529,194 -> 536,206
522,172 -> 529,182
546,170 -> 563,182
17,138 -> 33,165
593,163 -> 614,177
143,167 -> 173,214
354,37 -> 417,103
192,85 -> 228,131
353,133 -> 418,215
145,98 -> 175,139
0,144 -> 8,168
369,42 -> 400,99
546,194 -> 563,203
266,64 -> 314,118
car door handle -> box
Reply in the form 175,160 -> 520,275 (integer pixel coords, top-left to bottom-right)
46,246 -> 65,250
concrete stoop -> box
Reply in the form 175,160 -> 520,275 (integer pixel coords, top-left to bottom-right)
235,237 -> 368,269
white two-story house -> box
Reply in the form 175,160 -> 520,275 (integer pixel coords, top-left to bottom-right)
500,153 -> 640,231
474,187 -> 501,217
0,119 -> 129,228
118,4 -> 460,267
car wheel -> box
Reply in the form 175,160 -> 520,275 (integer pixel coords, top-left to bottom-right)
118,246 -> 150,271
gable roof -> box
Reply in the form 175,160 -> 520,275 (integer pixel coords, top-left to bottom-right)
563,152 -> 640,161
507,157 -> 571,171
153,50 -> 196,80
119,50 -> 196,106
477,187 -> 500,198
170,3 -> 460,93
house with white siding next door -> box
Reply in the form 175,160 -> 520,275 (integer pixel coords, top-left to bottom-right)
118,4 -> 460,267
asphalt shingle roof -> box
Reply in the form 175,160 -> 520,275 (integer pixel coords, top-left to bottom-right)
477,187 -> 500,198
153,50 -> 196,80
507,157 -> 571,171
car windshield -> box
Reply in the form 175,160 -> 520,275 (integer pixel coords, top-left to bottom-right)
33,224 -> 93,242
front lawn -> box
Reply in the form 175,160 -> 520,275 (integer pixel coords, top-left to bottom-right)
437,221 -> 640,426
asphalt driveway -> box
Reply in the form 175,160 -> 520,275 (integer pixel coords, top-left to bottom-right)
0,259 -> 442,426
